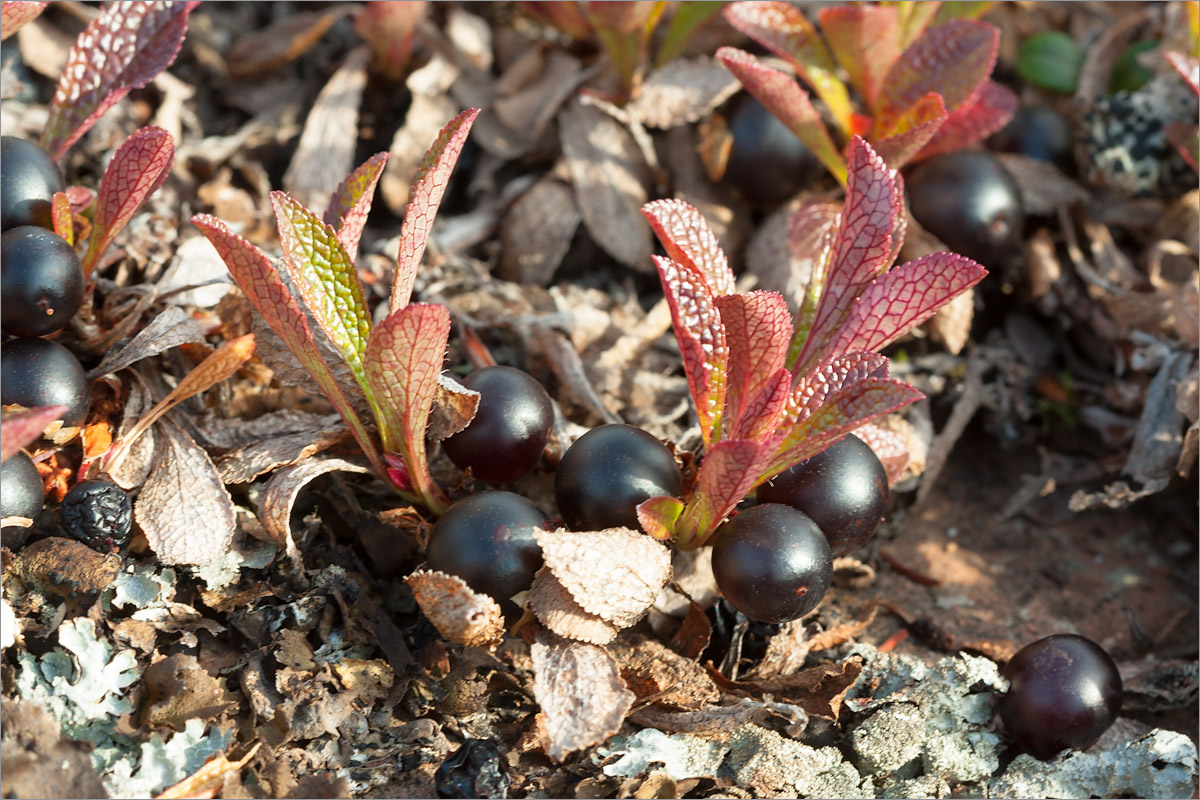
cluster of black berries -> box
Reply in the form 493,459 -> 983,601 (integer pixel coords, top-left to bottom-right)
0,136 -> 130,552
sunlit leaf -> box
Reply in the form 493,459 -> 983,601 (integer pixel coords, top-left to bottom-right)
636,495 -> 684,541
716,47 -> 846,184
915,80 -> 1017,161
82,127 -> 174,276
656,0 -> 724,66
0,1 -> 47,41
1,405 -> 66,462
354,1 -> 426,81
324,151 -> 390,263
675,439 -> 772,549
1164,51 -> 1200,95
41,1 -> 194,159
715,291 -> 791,434
728,366 -> 791,442
642,198 -> 735,296
869,91 -> 946,169
890,0 -> 942,49
654,255 -> 727,448
391,107 -> 480,314
931,1 -> 997,25
784,200 -> 840,368
50,192 -> 73,246
817,5 -> 900,107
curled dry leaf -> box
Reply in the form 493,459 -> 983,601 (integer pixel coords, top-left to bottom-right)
994,153 -> 1090,215
87,306 -> 207,379
404,569 -> 505,650
258,456 -> 371,568
215,427 -> 347,484
529,568 -> 620,645
226,5 -> 352,78
926,287 -> 975,356
531,627 -> 636,762
427,373 -> 480,442
627,57 -> 741,129
498,177 -> 582,287
609,634 -> 721,710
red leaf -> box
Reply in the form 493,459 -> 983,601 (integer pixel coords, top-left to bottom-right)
1164,51 -> 1200,96
784,352 -> 892,430
716,47 -> 846,185
50,192 -> 73,246
271,191 -> 373,391
391,107 -> 480,314
324,151 -> 390,263
191,214 -> 384,477
795,137 -> 896,375
363,303 -> 452,514
728,366 -> 791,441
721,2 -> 853,134
586,0 -> 657,36
654,255 -> 727,449
852,424 -> 910,487
1,405 -> 67,462
784,200 -> 840,367
914,80 -> 1017,161
0,1 -> 47,41
817,252 -> 988,362
675,439 -> 773,549
354,1 -> 426,81
875,19 -> 999,138
715,291 -> 791,434
81,127 -> 174,276
817,5 -> 900,108
641,199 -> 735,296
869,91 -> 946,169
636,495 -> 684,542
41,1 -> 194,160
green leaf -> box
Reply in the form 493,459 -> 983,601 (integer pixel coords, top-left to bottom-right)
636,495 -> 684,541
1110,40 -> 1159,93
324,151 -> 390,263
817,4 -> 901,108
656,1 -> 724,66
1017,31 -> 1084,94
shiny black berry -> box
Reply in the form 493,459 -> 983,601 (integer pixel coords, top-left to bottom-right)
988,105 -> 1075,174
442,366 -> 553,484
711,503 -> 832,624
1,337 -> 90,428
756,434 -> 887,557
555,424 -> 682,531
724,96 -> 819,206
1,451 -> 44,522
1,226 -> 85,337
906,150 -> 1025,268
59,477 -> 132,553
998,633 -> 1123,761
425,491 -> 549,620
1,136 -> 64,232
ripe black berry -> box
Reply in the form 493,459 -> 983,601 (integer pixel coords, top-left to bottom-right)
906,150 -> 1025,268
58,477 -> 133,553
756,434 -> 887,557
988,105 -> 1075,174
1,451 -> 44,522
424,491 -> 549,620
554,424 -> 682,531
1,225 -> 85,337
441,366 -> 553,484
998,633 -> 1123,761
711,503 -> 832,624
1,337 -> 90,427
1,136 -> 64,231
724,95 -> 818,206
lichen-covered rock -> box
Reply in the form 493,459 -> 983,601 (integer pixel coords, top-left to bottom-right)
725,724 -> 873,798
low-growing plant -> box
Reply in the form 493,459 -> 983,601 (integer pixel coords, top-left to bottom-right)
716,1 -> 1016,183
193,109 -> 482,516
635,136 -> 987,549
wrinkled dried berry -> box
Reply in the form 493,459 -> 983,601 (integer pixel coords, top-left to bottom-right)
59,477 -> 132,552
435,738 -> 509,799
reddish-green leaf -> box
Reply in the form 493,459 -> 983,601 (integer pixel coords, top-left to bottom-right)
1,405 -> 66,462
875,19 -> 999,137
931,1 -> 997,26
795,137 -> 896,375
853,423 -> 910,487
818,5 -> 901,108
642,199 -> 735,296
82,127 -> 174,276
324,151 -> 390,263
363,303 -> 452,514
656,1 -> 724,66
784,352 -> 892,430
891,0 -> 942,49
41,1 -> 194,160
654,255 -> 727,448
784,200 -> 840,368
519,1 -> 592,40
728,366 -> 791,442
271,191 -> 373,394
818,252 -> 988,363
869,91 -> 946,169
586,0 -> 658,36
914,80 -> 1016,161
191,214 -> 384,478
722,2 -> 853,135
676,439 -> 773,549
636,495 -> 684,541
0,1 -> 47,41
354,1 -> 426,81
715,291 -> 791,435
50,191 -> 73,246
716,47 -> 846,184
391,107 -> 480,314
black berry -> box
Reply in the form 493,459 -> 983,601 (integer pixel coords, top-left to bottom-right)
442,365 -> 553,484
988,105 -> 1075,174
1,337 -> 90,427
1,136 -> 64,232
554,424 -> 682,531
998,633 -> 1123,761
1,225 -> 85,337
906,150 -> 1025,268
424,490 -> 549,620
711,503 -> 832,624
435,739 -> 508,799
59,477 -> 132,553
756,434 -> 887,557
1,451 -> 44,522
724,95 -> 818,206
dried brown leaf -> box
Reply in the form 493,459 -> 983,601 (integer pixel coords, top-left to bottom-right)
108,372 -> 157,490
926,287 -> 974,355
994,153 -> 1089,216
667,600 -> 713,660
499,178 -> 582,286
1123,350 -> 1192,490
610,633 -> 721,710
141,653 -> 235,731
530,628 -> 635,762
215,427 -> 347,484
156,743 -> 261,800
381,93 -> 459,215
529,568 -> 621,645
710,656 -> 864,721
86,306 -> 207,378
258,456 -> 370,567
405,569 -> 505,649
135,420 -> 236,566
627,57 -> 741,129
428,373 -> 480,442
535,527 -> 672,627
559,99 -> 652,270
494,50 -> 584,137
227,6 -> 353,78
